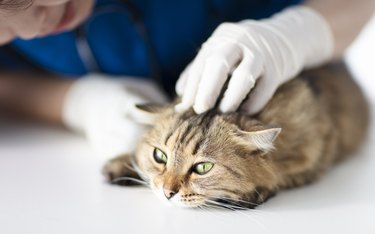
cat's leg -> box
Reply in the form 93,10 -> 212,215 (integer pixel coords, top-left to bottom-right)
102,154 -> 143,186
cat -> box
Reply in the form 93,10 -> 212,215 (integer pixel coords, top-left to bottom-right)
103,62 -> 369,209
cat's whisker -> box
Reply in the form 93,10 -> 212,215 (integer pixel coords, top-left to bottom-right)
203,202 -> 233,211
208,195 -> 259,207
205,188 -> 262,208
200,204 -> 213,211
254,188 -> 264,203
206,199 -> 249,211
206,199 -> 266,227
205,201 -> 256,221
197,205 -> 211,213
227,198 -> 259,207
208,196 -> 270,217
210,196 -> 251,205
206,200 -> 239,211
112,176 -> 149,185
204,202 -> 250,222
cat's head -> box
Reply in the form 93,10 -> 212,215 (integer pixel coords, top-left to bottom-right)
133,104 -> 281,208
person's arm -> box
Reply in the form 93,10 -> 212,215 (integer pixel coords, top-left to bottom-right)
304,0 -> 375,59
175,0 -> 375,115
0,71 -> 72,125
0,70 -> 167,159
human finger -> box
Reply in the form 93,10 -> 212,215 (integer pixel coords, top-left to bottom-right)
219,51 -> 263,113
193,45 -> 241,114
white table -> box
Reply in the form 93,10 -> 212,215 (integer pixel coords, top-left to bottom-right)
1,15 -> 375,234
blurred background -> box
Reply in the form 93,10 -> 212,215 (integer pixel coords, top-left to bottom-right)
346,13 -> 375,101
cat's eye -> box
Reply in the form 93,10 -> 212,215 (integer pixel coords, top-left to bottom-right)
153,148 -> 168,164
193,162 -> 214,175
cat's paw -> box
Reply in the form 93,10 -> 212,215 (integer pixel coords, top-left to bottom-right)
102,154 -> 143,186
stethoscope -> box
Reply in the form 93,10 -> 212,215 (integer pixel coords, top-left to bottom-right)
73,0 -> 165,92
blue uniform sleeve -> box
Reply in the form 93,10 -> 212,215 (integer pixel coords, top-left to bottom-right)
1,0 -> 304,95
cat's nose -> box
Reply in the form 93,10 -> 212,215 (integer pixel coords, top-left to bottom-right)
163,188 -> 177,200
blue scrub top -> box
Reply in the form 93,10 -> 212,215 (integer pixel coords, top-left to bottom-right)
0,0 -> 302,94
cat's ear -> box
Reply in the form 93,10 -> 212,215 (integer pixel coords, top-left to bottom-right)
240,128 -> 281,152
128,103 -> 166,125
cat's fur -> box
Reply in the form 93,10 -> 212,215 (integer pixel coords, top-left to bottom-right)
103,62 -> 369,208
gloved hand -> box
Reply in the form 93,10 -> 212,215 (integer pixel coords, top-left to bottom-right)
175,6 -> 334,115
62,74 -> 168,160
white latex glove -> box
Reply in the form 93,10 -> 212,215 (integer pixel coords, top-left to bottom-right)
62,74 -> 168,160
175,6 -> 333,114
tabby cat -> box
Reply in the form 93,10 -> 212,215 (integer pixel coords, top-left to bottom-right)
103,62 -> 369,209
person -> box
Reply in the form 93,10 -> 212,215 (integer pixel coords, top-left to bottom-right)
0,0 -> 373,160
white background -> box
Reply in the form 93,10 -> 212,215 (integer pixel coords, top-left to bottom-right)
1,15 -> 375,234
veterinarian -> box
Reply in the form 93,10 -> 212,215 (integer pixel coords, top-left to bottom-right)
0,0 -> 373,159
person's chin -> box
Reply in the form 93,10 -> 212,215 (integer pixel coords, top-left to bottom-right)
48,0 -> 94,36
0,38 -> 14,45
71,0 -> 95,29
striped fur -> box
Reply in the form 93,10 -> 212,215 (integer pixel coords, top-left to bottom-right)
104,63 -> 369,208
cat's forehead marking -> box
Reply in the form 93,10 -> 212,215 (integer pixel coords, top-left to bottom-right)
190,134 -> 205,156
174,111 -> 216,155
163,129 -> 175,146
163,111 -> 197,147
163,120 -> 189,149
